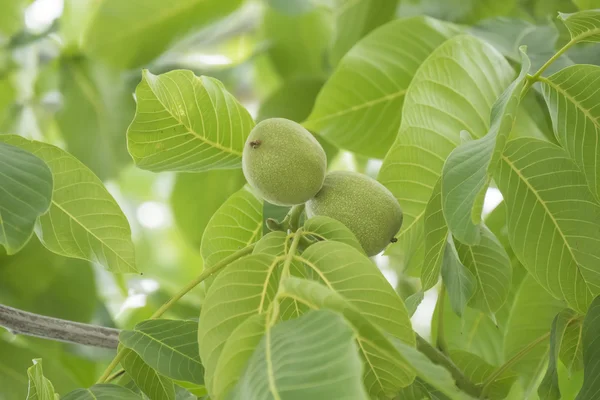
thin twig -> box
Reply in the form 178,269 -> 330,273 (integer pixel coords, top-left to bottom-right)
0,304 -> 120,349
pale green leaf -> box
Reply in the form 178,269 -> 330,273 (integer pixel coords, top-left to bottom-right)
405,291 -> 424,317
305,16 -> 459,158
198,254 -> 282,393
253,231 -> 288,256
455,225 -> 512,317
442,238 -> 476,317
328,0 -> 399,65
263,6 -> 332,80
200,186 -> 262,269
379,34 -> 514,271
559,10 -> 600,43
0,142 -> 52,255
560,317 -> 584,374
496,138 -> 600,312
119,319 -> 203,385
302,216 -> 364,253
26,359 -> 57,400
441,50 -> 530,244
538,309 -> 580,400
230,310 -> 368,400
575,295 -> 600,399
81,0 -> 244,68
212,314 -> 268,400
0,135 -> 136,273
422,179 -> 445,290
574,0 -> 600,9
449,350 -> 517,399
432,294 -> 504,365
277,277 -> 417,397
504,276 -> 565,382
127,70 -> 254,172
540,65 -> 600,201
62,384 -> 141,400
121,348 -> 176,400
171,169 -> 246,249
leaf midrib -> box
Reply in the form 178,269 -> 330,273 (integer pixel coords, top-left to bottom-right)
144,74 -> 243,157
501,154 -> 592,294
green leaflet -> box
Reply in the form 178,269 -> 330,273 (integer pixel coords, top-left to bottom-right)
422,179 -> 445,290
0,142 -> 52,255
540,65 -> 600,201
379,34 -> 514,272
306,16 -> 459,158
441,49 -> 530,245
496,138 -> 600,312
302,216 -> 364,253
79,0 -> 243,68
504,276 -> 565,384
559,10 -> 600,43
441,237 -> 476,317
62,384 -> 141,400
201,186 -> 262,270
26,359 -> 58,400
0,135 -> 136,273
119,319 -> 203,385
120,348 -> 175,400
127,70 -> 254,173
230,310 -> 368,400
455,225 -> 512,318
576,295 -> 600,399
538,309 -> 579,400
450,351 -> 518,399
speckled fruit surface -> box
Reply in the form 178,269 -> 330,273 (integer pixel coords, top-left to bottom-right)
306,171 -> 403,256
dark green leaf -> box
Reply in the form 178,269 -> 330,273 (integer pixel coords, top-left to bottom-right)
120,319 -> 204,385
0,142 -> 52,254
575,295 -> 600,399
441,238 -> 476,317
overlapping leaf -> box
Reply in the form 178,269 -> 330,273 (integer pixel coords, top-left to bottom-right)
119,319 -> 203,385
230,310 -> 368,400
540,65 -> 600,201
79,0 -> 243,68
450,350 -> 517,399
62,384 -> 141,400
0,135 -> 136,273
496,138 -> 600,312
379,34 -> 514,269
504,276 -> 565,382
441,49 -> 530,244
305,16 -> 459,158
576,295 -> 600,399
302,216 -> 363,253
422,179 -> 446,290
441,238 -> 476,317
539,309 -> 579,400
455,225 -> 512,317
252,231 -> 288,256
559,10 -> 600,43
120,348 -> 175,400
200,186 -> 262,269
127,70 -> 254,172
26,359 -> 57,400
0,142 -> 52,255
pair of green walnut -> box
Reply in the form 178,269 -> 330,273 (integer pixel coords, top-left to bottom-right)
242,118 -> 403,257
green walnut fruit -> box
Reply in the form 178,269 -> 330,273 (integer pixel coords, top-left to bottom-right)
242,118 -> 327,206
306,171 -> 403,256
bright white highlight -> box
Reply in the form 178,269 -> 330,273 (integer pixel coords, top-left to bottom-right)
136,201 -> 170,229
482,187 -> 504,217
25,0 -> 63,32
